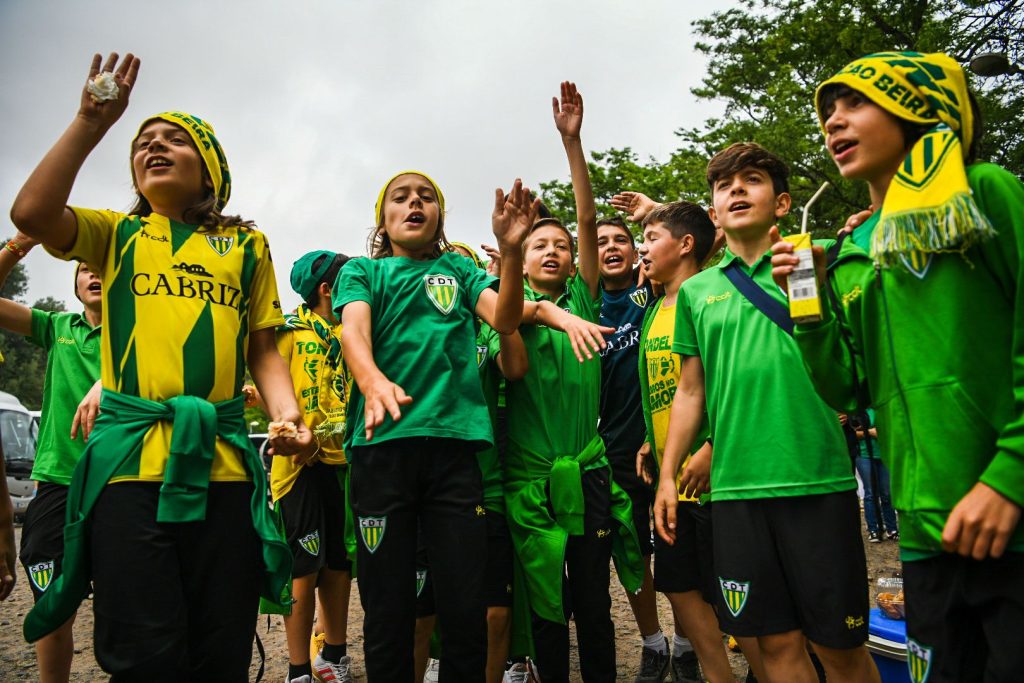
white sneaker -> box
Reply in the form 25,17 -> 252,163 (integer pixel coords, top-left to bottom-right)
504,660 -> 540,683
285,676 -> 311,683
424,657 -> 441,682
313,651 -> 353,683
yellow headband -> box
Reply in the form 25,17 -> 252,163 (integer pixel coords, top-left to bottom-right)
133,112 -> 232,211
815,52 -> 973,154
374,170 -> 445,226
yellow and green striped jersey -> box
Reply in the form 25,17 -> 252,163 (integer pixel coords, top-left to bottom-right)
50,208 -> 284,482
270,321 -> 348,502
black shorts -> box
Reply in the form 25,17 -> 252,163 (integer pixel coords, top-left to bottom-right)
653,501 -> 714,603
19,482 -> 69,602
278,461 -> 351,578
417,509 -> 513,617
609,451 -> 654,557
902,551 -> 1024,683
712,490 -> 868,648
91,482 -> 262,679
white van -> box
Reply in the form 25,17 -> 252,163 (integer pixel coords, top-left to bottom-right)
0,391 -> 37,520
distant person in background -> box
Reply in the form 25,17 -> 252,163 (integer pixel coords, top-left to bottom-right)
848,410 -> 898,543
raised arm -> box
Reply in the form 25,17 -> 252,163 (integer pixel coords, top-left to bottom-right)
340,300 -> 413,440
0,233 -> 39,337
476,179 -> 539,334
553,81 -> 598,298
609,191 -> 661,224
10,53 -> 140,251
496,331 -> 529,382
524,299 -> 613,362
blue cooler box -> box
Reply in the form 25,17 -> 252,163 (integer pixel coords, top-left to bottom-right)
868,607 -> 911,683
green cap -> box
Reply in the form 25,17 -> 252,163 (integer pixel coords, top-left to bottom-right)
290,250 -> 343,300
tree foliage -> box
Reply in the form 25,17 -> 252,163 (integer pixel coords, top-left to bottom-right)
541,0 -> 1023,239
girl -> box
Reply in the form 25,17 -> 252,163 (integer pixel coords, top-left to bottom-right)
12,53 -> 310,681
335,171 -> 538,681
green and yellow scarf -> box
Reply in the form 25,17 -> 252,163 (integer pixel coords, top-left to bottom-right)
816,52 -> 995,267
281,304 -> 341,369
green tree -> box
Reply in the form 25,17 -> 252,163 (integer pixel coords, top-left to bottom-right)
541,0 -> 1023,239
0,257 -> 67,410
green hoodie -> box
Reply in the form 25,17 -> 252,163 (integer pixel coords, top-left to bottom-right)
793,163 -> 1024,559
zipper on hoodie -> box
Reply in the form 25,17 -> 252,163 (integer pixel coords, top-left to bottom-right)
875,262 -> 918,501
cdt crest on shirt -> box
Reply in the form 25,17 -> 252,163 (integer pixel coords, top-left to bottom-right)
29,561 -> 55,592
629,288 -> 649,308
416,569 -> 428,597
899,252 -> 933,280
424,274 -> 458,315
719,578 -> 750,617
906,639 -> 933,683
299,530 -> 321,556
359,516 -> 387,553
206,234 -> 234,256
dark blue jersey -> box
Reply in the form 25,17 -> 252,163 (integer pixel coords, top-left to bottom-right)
599,277 -> 655,459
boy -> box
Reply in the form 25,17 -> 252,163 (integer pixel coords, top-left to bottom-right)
501,81 -> 642,683
634,202 -> 734,683
273,251 -> 353,683
773,51 -> 1024,682
654,143 -> 879,683
594,216 -> 672,682
0,233 -> 101,683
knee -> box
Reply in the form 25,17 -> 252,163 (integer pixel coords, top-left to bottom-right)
758,631 -> 807,661
812,642 -> 871,670
487,607 -> 510,636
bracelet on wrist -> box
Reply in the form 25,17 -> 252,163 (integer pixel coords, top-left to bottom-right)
4,240 -> 28,259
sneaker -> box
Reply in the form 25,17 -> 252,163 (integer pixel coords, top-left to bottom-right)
313,651 -> 353,683
424,657 -> 440,683
670,649 -> 701,683
635,637 -> 670,682
285,676 -> 312,683
886,530 -> 900,542
868,531 -> 882,543
503,661 -> 533,683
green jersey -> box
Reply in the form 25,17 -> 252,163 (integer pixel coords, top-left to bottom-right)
674,248 -> 855,501
794,163 -> 1024,558
504,274 -> 601,479
28,310 -> 101,485
333,252 -> 497,449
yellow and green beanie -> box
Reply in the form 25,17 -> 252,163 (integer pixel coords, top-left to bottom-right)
133,111 -> 232,211
816,52 -> 995,267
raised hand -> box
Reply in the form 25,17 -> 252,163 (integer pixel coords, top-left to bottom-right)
492,179 -> 541,252
552,81 -> 583,140
481,243 -> 501,276
78,52 -> 140,131
610,191 -> 658,223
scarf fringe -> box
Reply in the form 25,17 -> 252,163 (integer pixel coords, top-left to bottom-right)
871,192 -> 996,267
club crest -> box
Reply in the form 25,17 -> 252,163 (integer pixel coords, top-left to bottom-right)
359,516 -> 387,554
206,234 -> 234,256
416,569 -> 428,597
424,275 -> 458,315
906,639 -> 933,683
476,345 -> 488,368
299,530 -> 321,556
29,560 -> 55,593
895,125 -> 956,191
629,288 -> 649,309
719,578 -> 750,618
304,357 -> 321,383
899,251 -> 933,280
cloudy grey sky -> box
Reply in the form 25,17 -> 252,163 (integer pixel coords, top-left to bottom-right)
1,0 -> 732,312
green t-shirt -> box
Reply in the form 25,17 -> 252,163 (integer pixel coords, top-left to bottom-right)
673,248 -> 855,501
333,252 -> 497,449
477,324 -> 503,512
28,309 -> 102,485
504,275 -> 602,479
